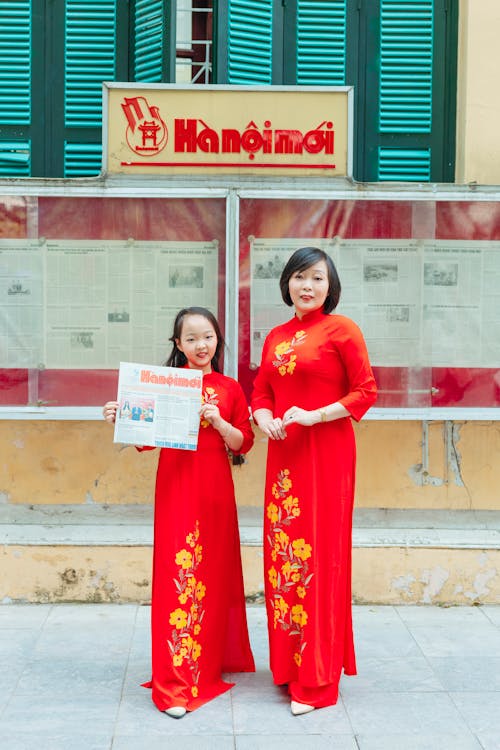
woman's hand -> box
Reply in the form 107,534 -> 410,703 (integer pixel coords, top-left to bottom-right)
103,401 -> 119,424
199,402 -> 223,430
282,406 -> 319,427
256,414 -> 287,441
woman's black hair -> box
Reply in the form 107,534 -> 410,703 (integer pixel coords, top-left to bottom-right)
164,306 -> 225,372
279,246 -> 341,314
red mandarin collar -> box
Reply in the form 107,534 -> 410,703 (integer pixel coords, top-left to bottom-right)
294,308 -> 328,326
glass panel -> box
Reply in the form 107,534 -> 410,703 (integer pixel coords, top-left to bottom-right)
239,197 -> 500,408
0,196 -> 227,406
238,197 -> 434,407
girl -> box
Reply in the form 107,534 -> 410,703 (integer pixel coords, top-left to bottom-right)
251,247 -> 377,715
103,306 -> 255,717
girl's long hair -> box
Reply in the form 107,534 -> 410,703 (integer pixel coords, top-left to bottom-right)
164,307 -> 224,372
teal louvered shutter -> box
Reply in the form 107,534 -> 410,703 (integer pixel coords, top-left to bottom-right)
0,0 -> 32,176
296,0 -> 347,85
361,0 -> 456,182
227,0 -> 273,84
377,0 -> 433,180
62,0 -> 118,176
134,0 -> 165,82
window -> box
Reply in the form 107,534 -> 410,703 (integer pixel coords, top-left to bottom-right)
217,0 -> 458,182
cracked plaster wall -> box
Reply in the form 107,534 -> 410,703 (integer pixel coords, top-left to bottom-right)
1,420 -> 499,509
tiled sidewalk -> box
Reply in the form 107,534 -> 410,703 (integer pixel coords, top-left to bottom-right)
0,603 -> 499,749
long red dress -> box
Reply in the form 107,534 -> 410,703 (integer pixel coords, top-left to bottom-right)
142,370 -> 255,712
251,308 -> 377,708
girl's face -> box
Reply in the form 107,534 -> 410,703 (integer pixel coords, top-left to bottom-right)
175,314 -> 218,374
288,260 -> 329,318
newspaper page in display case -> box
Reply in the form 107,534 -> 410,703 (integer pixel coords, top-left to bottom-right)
0,238 -> 218,369
114,362 -> 202,450
249,237 -> 500,369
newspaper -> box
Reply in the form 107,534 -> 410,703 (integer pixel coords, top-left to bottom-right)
250,237 -> 500,368
114,362 -> 202,450
0,239 -> 44,367
0,238 -> 218,368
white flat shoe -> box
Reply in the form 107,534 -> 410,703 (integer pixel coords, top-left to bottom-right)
291,700 -> 315,716
165,706 -> 187,718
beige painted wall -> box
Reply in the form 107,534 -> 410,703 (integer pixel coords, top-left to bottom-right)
1,420 -> 499,510
2,543 -> 498,605
456,0 -> 500,183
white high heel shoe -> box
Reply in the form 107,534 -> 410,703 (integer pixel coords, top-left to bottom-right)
165,706 -> 187,718
291,700 -> 315,716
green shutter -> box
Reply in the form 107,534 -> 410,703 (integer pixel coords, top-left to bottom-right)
379,0 -> 433,133
134,0 -> 164,82
0,1 -> 32,175
64,1 -> 117,127
358,0 -> 455,182
228,0 -> 273,83
0,0 -> 31,125
296,0 -> 346,84
0,140 -> 31,176
378,147 -> 430,181
376,0 -> 434,180
64,142 -> 102,177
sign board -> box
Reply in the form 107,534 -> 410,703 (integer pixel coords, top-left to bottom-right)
103,83 -> 352,177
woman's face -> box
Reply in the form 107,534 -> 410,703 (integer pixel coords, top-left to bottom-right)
176,314 -> 218,374
288,259 -> 329,318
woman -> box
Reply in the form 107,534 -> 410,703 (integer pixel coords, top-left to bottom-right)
251,247 -> 377,715
104,307 -> 255,717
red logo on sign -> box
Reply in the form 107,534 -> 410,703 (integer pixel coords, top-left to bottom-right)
121,96 -> 168,155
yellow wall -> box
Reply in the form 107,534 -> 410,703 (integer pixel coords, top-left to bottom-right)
1,420 -> 499,510
456,0 -> 500,183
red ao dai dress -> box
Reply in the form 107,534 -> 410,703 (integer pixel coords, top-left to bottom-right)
251,308 -> 377,708
142,370 -> 255,712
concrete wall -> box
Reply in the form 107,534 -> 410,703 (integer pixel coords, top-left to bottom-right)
1,420 -> 499,511
456,0 -> 500,183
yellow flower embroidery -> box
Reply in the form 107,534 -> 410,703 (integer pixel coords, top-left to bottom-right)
282,494 -> 297,512
274,596 -> 289,620
266,470 -> 313,663
276,530 -> 290,550
273,331 -> 307,376
195,582 -> 206,601
291,604 -> 308,627
175,549 -> 193,569
275,340 -> 291,357
281,560 -> 293,581
268,566 -> 278,588
267,502 -> 279,523
201,387 -> 219,428
168,521 -> 204,697
169,608 -> 188,630
292,538 -> 312,561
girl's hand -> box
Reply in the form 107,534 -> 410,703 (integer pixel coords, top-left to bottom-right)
199,403 -> 223,429
257,415 -> 287,441
103,401 -> 119,424
282,406 -> 318,427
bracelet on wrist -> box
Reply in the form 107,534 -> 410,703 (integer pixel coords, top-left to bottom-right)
318,408 -> 327,423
